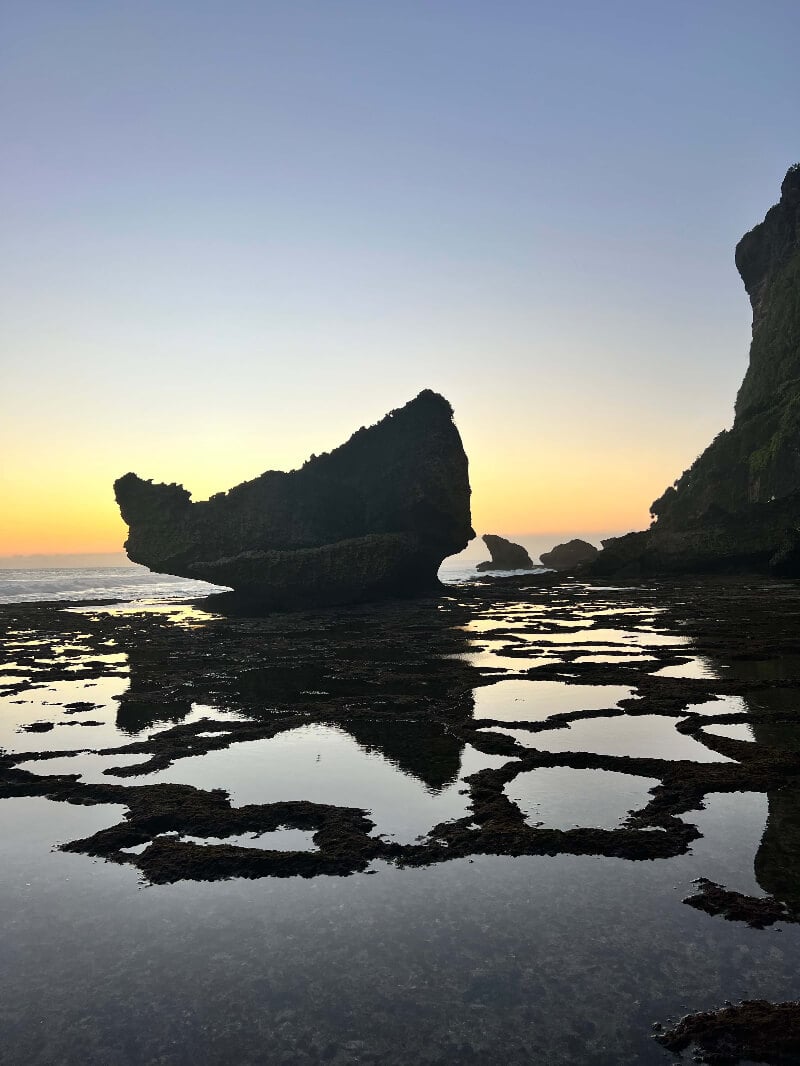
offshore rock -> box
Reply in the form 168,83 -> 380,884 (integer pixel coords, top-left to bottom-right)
476,534 -> 534,571
540,539 -> 598,572
592,165 -> 800,577
114,390 -> 474,608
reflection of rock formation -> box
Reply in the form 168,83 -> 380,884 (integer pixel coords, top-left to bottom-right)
114,601 -> 477,792
116,697 -> 192,735
476,535 -> 534,571
592,166 -> 800,576
754,782 -> 800,907
345,717 -> 465,792
694,678 -> 800,911
749,693 -> 800,907
115,390 -> 474,609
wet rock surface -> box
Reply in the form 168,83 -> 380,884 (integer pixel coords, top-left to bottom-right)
114,390 -> 474,608
476,534 -> 535,571
656,999 -> 800,1064
683,877 -> 800,928
5,574 -> 800,1061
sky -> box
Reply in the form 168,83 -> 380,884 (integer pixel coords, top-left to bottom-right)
1,1 -> 798,559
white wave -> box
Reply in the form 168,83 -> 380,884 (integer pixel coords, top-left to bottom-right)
0,566 -> 229,604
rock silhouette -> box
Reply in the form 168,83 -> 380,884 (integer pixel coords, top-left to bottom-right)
593,165 -> 800,576
476,534 -> 534,571
115,390 -> 474,608
540,539 -> 598,572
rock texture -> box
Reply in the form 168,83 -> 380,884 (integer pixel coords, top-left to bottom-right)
115,390 -> 474,608
476,534 -> 534,571
592,165 -> 800,576
540,539 -> 598,572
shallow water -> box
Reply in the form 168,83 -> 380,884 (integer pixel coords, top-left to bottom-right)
473,678 -> 636,721
133,723 -> 513,843
493,714 -> 734,762
505,766 -> 661,829
126,828 -> 320,853
3,577 -> 800,1063
650,657 -> 719,680
0,790 -> 797,1066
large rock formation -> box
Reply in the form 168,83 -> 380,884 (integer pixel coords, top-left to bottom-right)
476,534 -> 534,571
114,390 -> 474,608
540,539 -> 598,572
592,164 -> 800,576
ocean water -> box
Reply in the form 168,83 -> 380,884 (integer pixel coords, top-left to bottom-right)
0,565 -> 229,604
0,561 -> 547,604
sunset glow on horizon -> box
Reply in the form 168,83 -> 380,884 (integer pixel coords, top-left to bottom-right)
0,386 -> 717,557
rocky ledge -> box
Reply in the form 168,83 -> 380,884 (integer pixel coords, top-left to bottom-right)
476,534 -> 534,571
591,165 -> 800,577
114,390 -> 474,608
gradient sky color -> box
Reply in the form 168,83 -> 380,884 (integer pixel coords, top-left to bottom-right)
2,1 -> 798,557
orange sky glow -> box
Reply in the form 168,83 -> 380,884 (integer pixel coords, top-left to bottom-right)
0,417 -> 683,557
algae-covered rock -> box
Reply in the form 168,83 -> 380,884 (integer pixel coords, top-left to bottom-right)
114,390 -> 474,608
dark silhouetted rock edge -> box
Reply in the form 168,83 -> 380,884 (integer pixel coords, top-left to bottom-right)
592,165 -> 800,577
115,390 -> 474,608
540,539 -> 598,572
476,534 -> 534,571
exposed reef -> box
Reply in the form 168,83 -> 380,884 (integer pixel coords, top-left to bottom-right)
475,534 -> 534,571
656,999 -> 800,1064
540,539 -> 598,572
115,390 -> 474,608
593,165 -> 800,577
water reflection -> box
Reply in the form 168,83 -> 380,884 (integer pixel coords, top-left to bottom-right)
135,724 -> 510,844
743,691 -> 800,909
494,714 -> 734,762
7,577 -> 800,1061
473,679 -> 635,722
506,767 -> 661,830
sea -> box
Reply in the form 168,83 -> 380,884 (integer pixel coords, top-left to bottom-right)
0,561 -> 546,604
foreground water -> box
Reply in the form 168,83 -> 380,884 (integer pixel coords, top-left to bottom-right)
2,574 -> 800,1063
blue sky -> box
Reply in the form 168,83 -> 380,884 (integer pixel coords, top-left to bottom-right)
1,1 -> 798,553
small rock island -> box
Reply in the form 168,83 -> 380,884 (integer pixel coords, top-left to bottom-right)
114,390 -> 474,608
540,539 -> 598,572
476,534 -> 535,571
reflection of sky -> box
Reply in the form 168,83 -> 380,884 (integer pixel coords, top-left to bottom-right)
650,657 -> 719,679
473,679 -> 635,721
130,724 -> 512,844
496,714 -> 733,763
3,5 -> 797,554
0,674 -> 131,753
505,766 -> 660,830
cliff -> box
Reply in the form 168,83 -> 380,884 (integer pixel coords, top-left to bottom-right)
593,165 -> 800,576
115,390 -> 474,607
